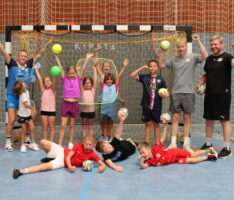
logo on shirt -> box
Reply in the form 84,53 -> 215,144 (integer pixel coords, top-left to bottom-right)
149,83 -> 156,89
217,58 -> 223,62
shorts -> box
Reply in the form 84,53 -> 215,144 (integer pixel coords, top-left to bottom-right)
203,94 -> 231,120
100,114 -> 113,123
7,94 -> 19,109
61,100 -> 79,118
121,141 -> 136,156
17,115 -> 32,124
167,148 -> 191,164
41,111 -> 56,116
142,107 -> 161,123
47,142 -> 65,169
80,112 -> 95,119
169,93 -> 195,114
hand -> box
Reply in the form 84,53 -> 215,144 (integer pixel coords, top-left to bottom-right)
142,65 -> 148,70
93,58 -> 99,66
115,166 -> 124,172
86,53 -> 94,59
98,165 -> 106,173
68,166 -> 76,173
192,34 -> 200,41
138,154 -> 143,161
119,99 -> 126,106
123,58 -> 129,66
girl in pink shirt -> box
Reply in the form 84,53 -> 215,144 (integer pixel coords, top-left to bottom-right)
80,59 -> 98,137
55,53 -> 93,149
33,64 -> 56,141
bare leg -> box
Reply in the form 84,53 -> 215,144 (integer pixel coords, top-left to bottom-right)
171,113 -> 180,137
183,113 -> 191,138
108,122 -> 114,139
87,118 -> 94,135
82,118 -> 88,137
20,123 -> 27,145
185,156 -> 207,164
145,121 -> 152,143
206,120 -> 214,138
153,122 -> 160,143
220,120 -> 231,144
28,120 -> 35,141
58,117 -> 68,146
41,115 -> 49,139
48,116 -> 55,141
6,108 -> 16,137
69,118 -> 75,143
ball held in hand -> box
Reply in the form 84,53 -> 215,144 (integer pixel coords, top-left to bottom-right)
50,65 -> 61,76
51,44 -> 62,55
160,113 -> 171,123
160,40 -> 170,50
82,160 -> 93,171
118,108 -> 129,119
158,88 -> 169,98
197,85 -> 206,94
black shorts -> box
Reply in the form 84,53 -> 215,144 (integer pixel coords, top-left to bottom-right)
41,111 -> 56,116
203,94 -> 231,120
120,141 -> 136,156
80,112 -> 95,119
142,107 -> 161,123
17,115 -> 32,124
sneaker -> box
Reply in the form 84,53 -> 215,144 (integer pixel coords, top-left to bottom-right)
41,157 -> 55,163
13,169 -> 22,179
25,134 -> 31,145
183,145 -> 194,153
200,143 -> 212,150
166,143 -> 177,150
5,141 -> 13,152
20,144 -> 27,153
28,143 -> 39,151
68,142 -> 73,149
218,147 -> 232,158
207,153 -> 218,161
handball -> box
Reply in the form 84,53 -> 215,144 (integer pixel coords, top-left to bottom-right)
118,108 -> 129,119
82,160 -> 93,171
160,113 -> 171,124
50,65 -> 61,76
160,40 -> 170,50
197,85 -> 206,94
51,44 -> 62,55
158,88 -> 169,98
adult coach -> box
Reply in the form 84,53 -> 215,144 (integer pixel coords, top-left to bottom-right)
0,38 -> 52,151
197,35 -> 233,158
158,34 -> 208,152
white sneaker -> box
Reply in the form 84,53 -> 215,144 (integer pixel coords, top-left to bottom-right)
29,143 -> 39,151
183,145 -> 194,153
166,143 -> 177,150
5,141 -> 13,152
68,142 -> 74,149
20,144 -> 27,153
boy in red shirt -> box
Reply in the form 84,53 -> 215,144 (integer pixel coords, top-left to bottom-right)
13,134 -> 106,179
137,124 -> 218,168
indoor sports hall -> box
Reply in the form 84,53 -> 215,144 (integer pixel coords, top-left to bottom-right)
0,1 -> 234,200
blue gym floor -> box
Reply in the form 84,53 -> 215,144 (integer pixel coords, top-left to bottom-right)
0,133 -> 234,200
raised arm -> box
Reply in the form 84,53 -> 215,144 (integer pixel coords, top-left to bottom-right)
115,114 -> 127,139
54,55 -> 65,78
116,58 -> 129,84
0,42 -> 11,64
158,50 -> 168,69
130,65 -> 148,80
192,34 -> 208,61
92,59 -> 98,90
33,64 -> 44,92
79,52 -> 94,78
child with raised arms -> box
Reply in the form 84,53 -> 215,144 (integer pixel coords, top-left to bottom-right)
12,81 -> 39,152
13,134 -> 106,179
55,52 -> 94,149
33,63 -> 56,141
137,124 -> 218,169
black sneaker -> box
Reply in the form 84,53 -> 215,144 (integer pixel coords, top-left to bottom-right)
13,169 -> 22,179
218,147 -> 232,158
40,157 -> 55,163
207,153 -> 217,161
200,143 -> 212,149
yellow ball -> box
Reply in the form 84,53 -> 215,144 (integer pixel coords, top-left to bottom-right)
51,44 -> 62,55
160,40 -> 170,50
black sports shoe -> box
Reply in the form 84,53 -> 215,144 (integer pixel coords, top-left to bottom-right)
40,157 -> 55,163
218,147 -> 232,158
13,169 -> 22,179
200,143 -> 212,149
207,153 -> 217,161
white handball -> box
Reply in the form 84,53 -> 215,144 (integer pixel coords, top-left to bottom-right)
197,85 -> 206,95
82,160 -> 93,171
158,88 -> 169,98
118,108 -> 129,119
160,113 -> 171,124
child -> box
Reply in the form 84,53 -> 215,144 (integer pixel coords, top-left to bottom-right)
137,124 -> 218,169
97,58 -> 129,140
96,111 -> 137,172
80,59 -> 98,137
55,53 -> 93,149
130,60 -> 168,144
12,134 -> 106,179
33,64 -> 56,141
12,81 -> 39,152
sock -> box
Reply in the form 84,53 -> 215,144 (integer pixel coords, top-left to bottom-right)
205,149 -> 210,154
171,136 -> 177,145
20,168 -> 29,174
6,136 -> 11,143
183,137 -> 190,146
224,142 -> 230,149
206,138 -> 212,146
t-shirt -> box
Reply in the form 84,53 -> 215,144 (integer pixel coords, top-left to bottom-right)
41,88 -> 56,112
164,54 -> 200,94
6,58 -> 33,95
138,74 -> 167,110
18,90 -> 31,117
61,76 -> 82,98
204,52 -> 233,94
63,143 -> 100,167
102,137 -> 133,162
81,88 -> 95,112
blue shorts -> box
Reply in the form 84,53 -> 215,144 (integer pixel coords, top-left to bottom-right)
7,94 -> 19,109
142,107 -> 161,123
